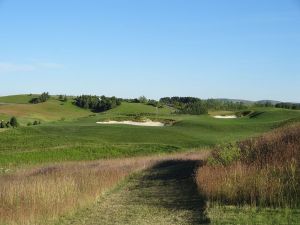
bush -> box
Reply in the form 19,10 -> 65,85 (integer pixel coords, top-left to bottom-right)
138,96 -> 148,104
10,117 -> 19,128
5,122 -> 11,128
32,120 -> 41,126
58,95 -> 68,102
207,143 -> 241,166
30,92 -> 50,104
0,120 -> 6,128
147,99 -> 159,107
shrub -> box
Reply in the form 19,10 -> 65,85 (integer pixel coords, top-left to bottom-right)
0,120 -> 6,128
32,120 -> 41,126
138,96 -> 148,104
207,143 -> 241,166
58,95 -> 68,102
10,117 -> 19,128
30,92 -> 50,104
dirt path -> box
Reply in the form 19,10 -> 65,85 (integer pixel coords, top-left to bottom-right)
55,160 -> 209,225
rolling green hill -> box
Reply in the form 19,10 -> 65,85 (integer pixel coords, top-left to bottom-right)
0,95 -> 299,167
0,95 -> 91,125
0,94 -> 40,104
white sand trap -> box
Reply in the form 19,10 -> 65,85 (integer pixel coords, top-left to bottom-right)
213,115 -> 237,119
96,120 -> 165,127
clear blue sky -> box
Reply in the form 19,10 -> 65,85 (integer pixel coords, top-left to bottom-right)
0,0 -> 299,102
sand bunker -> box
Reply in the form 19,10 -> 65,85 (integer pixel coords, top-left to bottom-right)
213,115 -> 237,119
96,120 -> 165,127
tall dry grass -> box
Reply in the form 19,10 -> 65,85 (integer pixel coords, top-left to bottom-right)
196,123 -> 300,207
0,157 -> 157,225
0,151 -> 209,225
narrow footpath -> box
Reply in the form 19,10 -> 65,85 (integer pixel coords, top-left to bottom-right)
56,160 -> 209,225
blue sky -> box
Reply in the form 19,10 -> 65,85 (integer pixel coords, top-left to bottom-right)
0,0 -> 299,102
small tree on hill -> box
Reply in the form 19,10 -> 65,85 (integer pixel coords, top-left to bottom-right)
33,120 -> 38,125
30,92 -> 50,104
39,92 -> 50,102
138,96 -> 148,104
10,117 -> 19,128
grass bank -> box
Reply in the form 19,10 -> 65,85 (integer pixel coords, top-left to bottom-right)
2,106 -> 299,167
196,123 -> 300,224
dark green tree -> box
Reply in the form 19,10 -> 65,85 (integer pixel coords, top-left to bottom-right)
138,96 -> 148,104
10,117 -> 19,128
30,92 -> 50,104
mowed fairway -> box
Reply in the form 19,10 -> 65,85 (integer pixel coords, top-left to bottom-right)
0,97 -> 300,167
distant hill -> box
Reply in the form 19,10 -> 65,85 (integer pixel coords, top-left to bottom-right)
255,100 -> 281,105
215,98 -> 299,105
215,98 -> 254,105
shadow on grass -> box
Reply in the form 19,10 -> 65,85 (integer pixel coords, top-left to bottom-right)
135,159 -> 210,224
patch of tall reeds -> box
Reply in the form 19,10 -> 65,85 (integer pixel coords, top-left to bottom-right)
0,157 -> 156,225
196,123 -> 300,207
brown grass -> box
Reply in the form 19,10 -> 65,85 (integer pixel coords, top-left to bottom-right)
196,123 -> 300,208
0,151 -> 209,225
0,158 -> 155,225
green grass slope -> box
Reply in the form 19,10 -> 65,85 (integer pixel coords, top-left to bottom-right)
104,102 -> 174,115
0,96 -> 91,125
0,100 -> 299,167
0,94 -> 40,104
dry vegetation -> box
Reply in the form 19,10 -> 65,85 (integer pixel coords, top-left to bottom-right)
197,123 -> 300,208
0,151 -> 209,225
0,158 -> 155,225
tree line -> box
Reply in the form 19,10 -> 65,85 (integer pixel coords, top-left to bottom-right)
122,96 -> 163,108
254,101 -> 300,110
275,102 -> 300,110
160,97 -> 247,115
74,95 -> 121,112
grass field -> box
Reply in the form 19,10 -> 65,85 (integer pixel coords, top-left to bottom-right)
0,95 -> 91,125
0,94 -> 40,104
1,95 -> 300,224
0,96 -> 299,167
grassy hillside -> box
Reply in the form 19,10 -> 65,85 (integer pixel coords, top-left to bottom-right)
105,102 -> 174,115
0,94 -> 39,104
0,96 -> 300,225
0,98 -> 299,167
196,123 -> 300,224
0,95 -> 91,125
